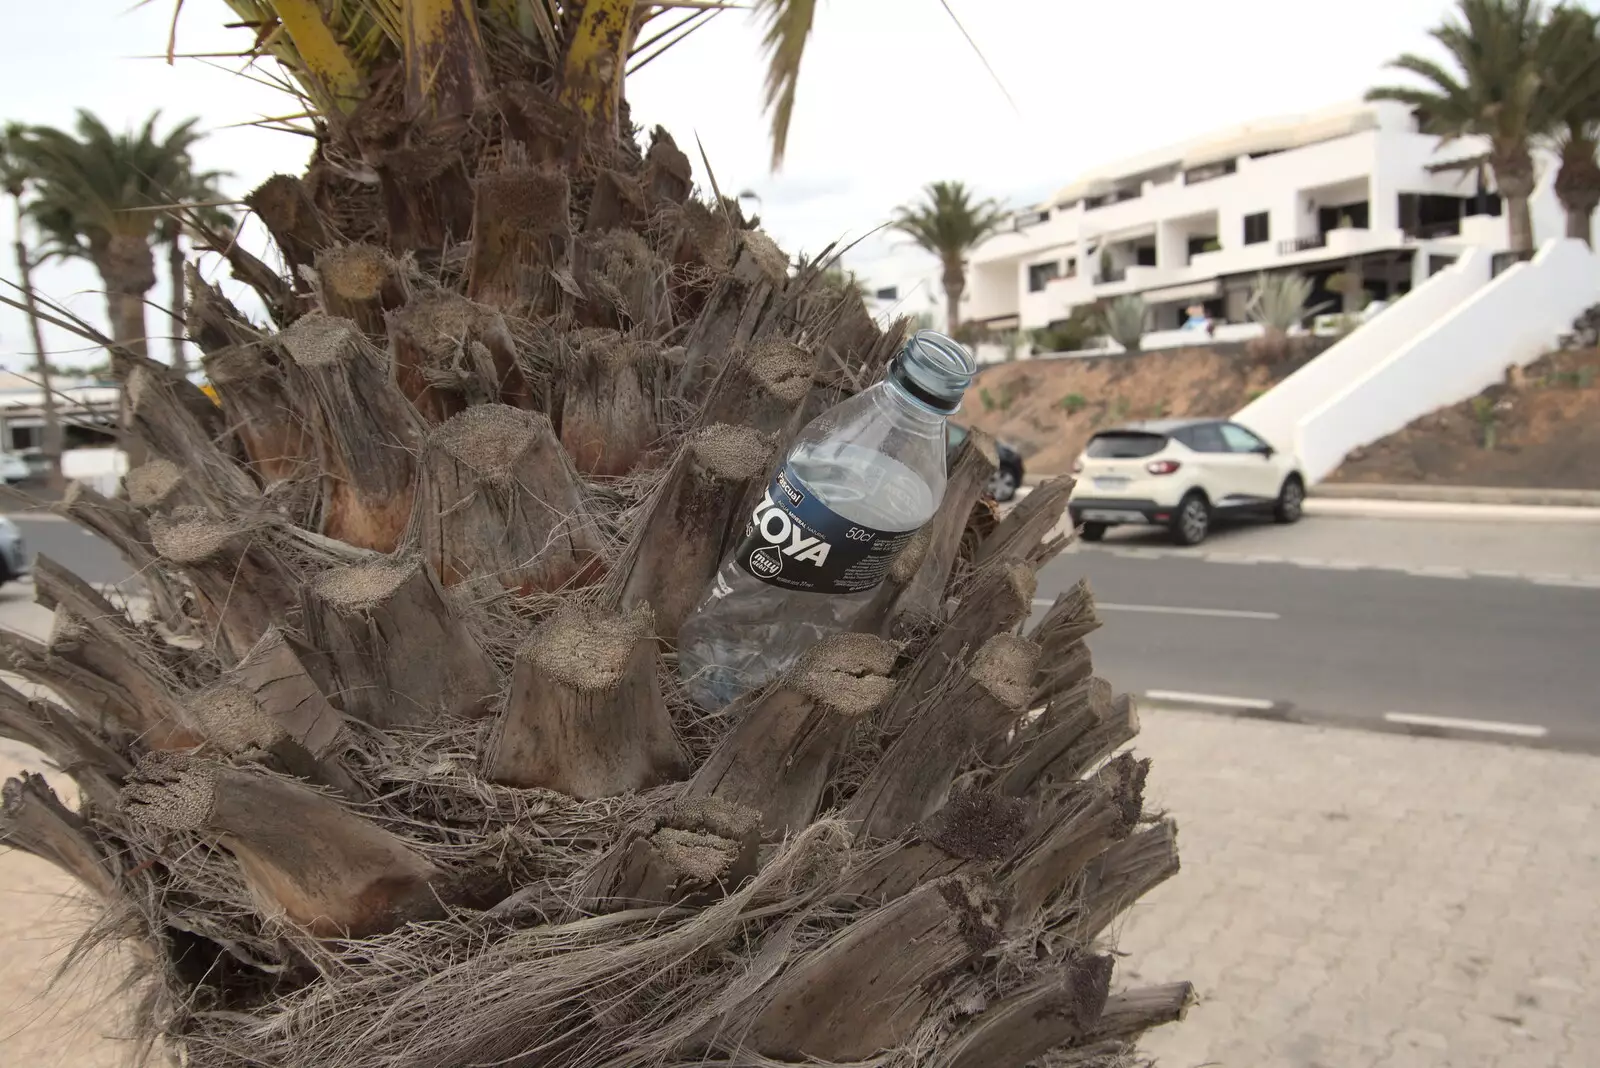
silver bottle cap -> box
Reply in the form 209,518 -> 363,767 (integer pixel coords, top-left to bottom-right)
888,329 -> 977,414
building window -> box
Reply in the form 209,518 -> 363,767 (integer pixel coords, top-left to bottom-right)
1398,193 -> 1464,238
1063,257 -> 1078,278
1013,209 -> 1051,229
1243,212 -> 1270,245
873,286 -> 898,301
1084,187 -> 1141,211
1187,235 -> 1220,261
1183,159 -> 1238,185
1135,246 -> 1157,267
1318,202 -> 1370,233
1027,261 -> 1061,292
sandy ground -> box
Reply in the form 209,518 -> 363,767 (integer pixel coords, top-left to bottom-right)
1,741 -> 137,1068
1,590 -> 137,1066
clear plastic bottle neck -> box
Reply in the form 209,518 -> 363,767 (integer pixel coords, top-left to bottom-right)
879,376 -> 954,428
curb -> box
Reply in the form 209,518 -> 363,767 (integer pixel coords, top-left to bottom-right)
1012,485 -> 1600,523
1313,482 -> 1600,507
1139,693 -> 1597,755
1303,497 -> 1600,524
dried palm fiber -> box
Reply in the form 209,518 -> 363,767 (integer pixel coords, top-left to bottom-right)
0,5 -> 1190,1066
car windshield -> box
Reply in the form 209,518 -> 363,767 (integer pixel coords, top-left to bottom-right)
1086,432 -> 1168,458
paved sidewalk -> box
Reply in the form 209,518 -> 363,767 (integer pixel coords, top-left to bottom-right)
1120,709 -> 1600,1068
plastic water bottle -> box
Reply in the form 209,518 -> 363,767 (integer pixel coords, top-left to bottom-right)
677,329 -> 978,708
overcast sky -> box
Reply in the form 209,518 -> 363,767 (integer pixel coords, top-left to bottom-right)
0,0 -> 1463,370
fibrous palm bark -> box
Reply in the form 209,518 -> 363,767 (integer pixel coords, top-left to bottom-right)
0,4 -> 1190,1066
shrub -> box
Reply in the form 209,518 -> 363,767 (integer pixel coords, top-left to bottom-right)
1058,392 -> 1088,414
1246,272 -> 1316,333
1098,295 -> 1146,351
1030,306 -> 1099,354
1470,395 -> 1498,449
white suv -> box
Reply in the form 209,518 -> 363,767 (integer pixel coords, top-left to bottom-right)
1067,418 -> 1305,546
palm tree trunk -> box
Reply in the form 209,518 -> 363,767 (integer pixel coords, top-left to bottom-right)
0,11 -> 1193,1065
107,292 -> 149,357
942,261 -> 965,334
1554,138 -> 1600,249
94,236 -> 157,469
168,233 -> 188,374
1565,207 -> 1591,244
1507,196 -> 1536,255
1492,147 -> 1538,256
10,195 -> 64,492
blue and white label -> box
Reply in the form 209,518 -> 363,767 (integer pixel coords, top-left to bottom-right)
734,464 -> 919,594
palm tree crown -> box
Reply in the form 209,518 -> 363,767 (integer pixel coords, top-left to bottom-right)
892,181 -> 1006,333
1368,0 -> 1549,253
11,111 -> 208,359
1536,5 -> 1600,244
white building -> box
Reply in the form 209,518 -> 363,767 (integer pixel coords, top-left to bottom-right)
0,371 -> 118,456
963,100 -> 1573,347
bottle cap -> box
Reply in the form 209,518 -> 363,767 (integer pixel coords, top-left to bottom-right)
888,330 -> 977,414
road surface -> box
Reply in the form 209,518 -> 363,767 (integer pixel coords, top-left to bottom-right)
8,511 -> 1599,749
1030,549 -> 1600,750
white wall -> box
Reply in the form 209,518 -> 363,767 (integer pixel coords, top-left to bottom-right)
1232,247 -> 1493,453
1294,239 -> 1600,482
62,447 -> 128,498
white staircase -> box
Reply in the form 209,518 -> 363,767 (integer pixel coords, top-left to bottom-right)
1235,239 -> 1600,483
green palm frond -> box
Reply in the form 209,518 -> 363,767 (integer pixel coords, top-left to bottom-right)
890,181 -> 1007,268
11,109 -> 217,271
1367,0 -> 1549,148
755,0 -> 819,170
1537,5 -> 1600,139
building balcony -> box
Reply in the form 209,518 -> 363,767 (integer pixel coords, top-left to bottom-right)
1278,234 -> 1327,255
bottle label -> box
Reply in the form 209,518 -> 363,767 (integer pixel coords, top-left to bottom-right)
733,463 -> 919,595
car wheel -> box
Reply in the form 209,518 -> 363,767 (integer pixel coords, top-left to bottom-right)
1274,475 -> 1305,524
1170,492 -> 1210,546
1080,522 -> 1107,543
989,468 -> 1018,502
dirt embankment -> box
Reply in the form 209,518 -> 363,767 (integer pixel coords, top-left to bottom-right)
1330,347 -> 1600,489
957,344 -> 1312,476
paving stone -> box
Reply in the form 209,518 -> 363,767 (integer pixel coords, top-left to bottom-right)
1116,709 -> 1600,1067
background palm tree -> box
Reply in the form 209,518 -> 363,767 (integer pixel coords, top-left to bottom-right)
892,181 -> 1006,333
1369,0 -> 1549,255
0,126 -> 64,488
154,172 -> 234,374
11,111 -> 208,369
1537,4 -> 1600,245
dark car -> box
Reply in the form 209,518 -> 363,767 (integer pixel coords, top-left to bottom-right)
947,423 -> 1026,502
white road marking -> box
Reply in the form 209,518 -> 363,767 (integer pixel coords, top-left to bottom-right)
1146,690 -> 1277,710
1406,565 -> 1472,579
1382,712 -> 1549,738
1532,575 -> 1600,588
1030,597 -> 1279,620
1105,601 -> 1279,620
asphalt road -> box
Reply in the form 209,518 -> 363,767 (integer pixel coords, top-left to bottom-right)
9,511 -> 1600,749
10,517 -> 129,586
1030,549 -> 1600,751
